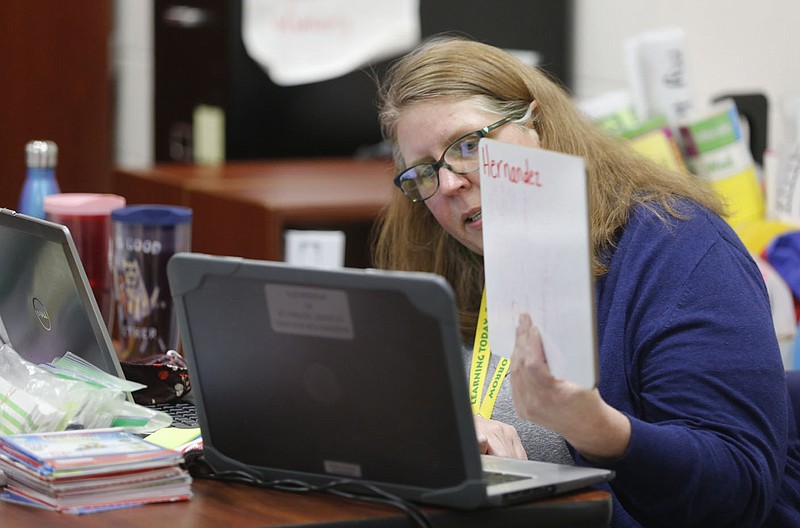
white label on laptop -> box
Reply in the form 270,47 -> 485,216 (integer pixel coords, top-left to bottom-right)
478,138 -> 597,389
264,284 -> 354,339
324,460 -> 362,478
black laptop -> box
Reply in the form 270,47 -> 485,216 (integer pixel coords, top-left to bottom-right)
167,252 -> 613,509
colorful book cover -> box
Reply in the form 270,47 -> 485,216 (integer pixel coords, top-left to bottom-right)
0,428 -> 180,477
0,427 -> 191,513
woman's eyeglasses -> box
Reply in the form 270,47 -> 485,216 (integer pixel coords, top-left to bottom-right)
393,117 -> 514,202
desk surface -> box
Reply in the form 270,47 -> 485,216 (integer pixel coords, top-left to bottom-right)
1,478 -> 612,528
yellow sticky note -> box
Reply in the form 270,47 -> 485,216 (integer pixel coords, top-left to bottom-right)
144,427 -> 201,450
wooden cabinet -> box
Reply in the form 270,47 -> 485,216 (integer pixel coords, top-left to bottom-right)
0,1 -> 112,209
113,158 -> 395,267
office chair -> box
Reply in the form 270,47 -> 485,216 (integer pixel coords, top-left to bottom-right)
786,370 -> 800,432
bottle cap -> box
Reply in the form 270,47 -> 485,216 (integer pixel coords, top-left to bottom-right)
25,140 -> 58,168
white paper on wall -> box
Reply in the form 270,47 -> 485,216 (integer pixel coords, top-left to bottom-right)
241,0 -> 421,86
284,230 -> 346,269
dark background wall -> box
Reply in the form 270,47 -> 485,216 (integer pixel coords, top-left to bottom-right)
154,0 -> 573,162
0,0 -> 571,211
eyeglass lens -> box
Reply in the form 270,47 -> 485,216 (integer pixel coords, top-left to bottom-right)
399,133 -> 482,201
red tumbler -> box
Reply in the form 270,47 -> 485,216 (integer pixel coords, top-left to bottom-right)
44,193 -> 127,328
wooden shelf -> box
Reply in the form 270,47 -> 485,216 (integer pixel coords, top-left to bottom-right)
113,159 -> 395,267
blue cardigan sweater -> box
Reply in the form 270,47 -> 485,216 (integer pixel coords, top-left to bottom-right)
575,200 -> 800,527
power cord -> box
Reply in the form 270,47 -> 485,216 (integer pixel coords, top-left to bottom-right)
182,451 -> 433,528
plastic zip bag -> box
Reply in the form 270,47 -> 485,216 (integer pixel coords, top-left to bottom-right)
0,345 -> 171,435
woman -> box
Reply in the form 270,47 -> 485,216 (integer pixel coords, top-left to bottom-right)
372,36 -> 800,527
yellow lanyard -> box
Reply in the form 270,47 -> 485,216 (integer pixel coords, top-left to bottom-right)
468,288 -> 510,418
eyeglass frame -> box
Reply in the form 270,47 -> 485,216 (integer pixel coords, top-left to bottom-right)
392,116 -> 516,202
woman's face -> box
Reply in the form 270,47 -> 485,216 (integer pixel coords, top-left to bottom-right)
395,99 -> 540,255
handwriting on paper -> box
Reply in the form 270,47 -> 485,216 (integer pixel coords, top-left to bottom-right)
481,143 -> 543,187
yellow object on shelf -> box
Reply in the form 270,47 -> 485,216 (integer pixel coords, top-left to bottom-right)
734,219 -> 798,256
679,100 -> 765,228
621,115 -> 687,172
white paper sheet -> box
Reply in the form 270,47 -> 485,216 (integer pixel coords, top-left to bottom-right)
284,229 -> 345,269
479,138 -> 597,389
242,0 -> 420,86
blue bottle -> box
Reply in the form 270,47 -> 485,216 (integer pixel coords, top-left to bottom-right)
18,140 -> 60,219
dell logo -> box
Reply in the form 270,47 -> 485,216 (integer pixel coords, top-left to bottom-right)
32,298 -> 52,331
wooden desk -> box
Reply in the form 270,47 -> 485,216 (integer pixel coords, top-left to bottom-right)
1,478 -> 612,527
113,159 -> 395,267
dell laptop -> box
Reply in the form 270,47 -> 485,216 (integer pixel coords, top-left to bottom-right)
0,208 -> 196,427
0,208 -> 123,377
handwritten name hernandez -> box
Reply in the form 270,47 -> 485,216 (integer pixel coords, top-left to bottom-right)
481,143 -> 543,187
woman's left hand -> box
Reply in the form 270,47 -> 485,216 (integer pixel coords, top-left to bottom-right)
473,413 -> 528,460
509,314 -> 631,462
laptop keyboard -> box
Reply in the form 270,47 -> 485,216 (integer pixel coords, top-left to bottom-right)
483,470 -> 530,486
149,401 -> 199,429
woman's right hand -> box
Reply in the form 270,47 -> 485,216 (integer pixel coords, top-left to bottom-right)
510,314 -> 631,462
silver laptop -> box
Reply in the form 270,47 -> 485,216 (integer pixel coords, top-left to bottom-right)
167,252 -> 613,509
0,208 -> 196,427
0,208 -> 123,377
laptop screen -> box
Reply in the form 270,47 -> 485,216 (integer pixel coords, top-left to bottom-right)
0,209 -> 123,378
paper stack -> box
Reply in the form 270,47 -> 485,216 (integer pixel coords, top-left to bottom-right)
0,428 -> 191,513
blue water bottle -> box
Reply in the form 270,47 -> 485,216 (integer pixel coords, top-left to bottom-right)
18,140 -> 61,219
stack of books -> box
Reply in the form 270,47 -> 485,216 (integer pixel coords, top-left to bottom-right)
0,428 -> 191,513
